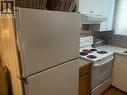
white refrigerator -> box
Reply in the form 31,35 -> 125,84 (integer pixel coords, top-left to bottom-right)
15,8 -> 80,95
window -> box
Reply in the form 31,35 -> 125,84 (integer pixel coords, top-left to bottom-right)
114,0 -> 127,35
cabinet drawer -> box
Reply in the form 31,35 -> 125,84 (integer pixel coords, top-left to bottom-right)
79,64 -> 91,76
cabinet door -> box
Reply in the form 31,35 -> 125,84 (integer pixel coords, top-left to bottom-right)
91,0 -> 103,15
79,0 -> 92,14
78,0 -> 115,31
112,61 -> 127,92
112,53 -> 127,93
79,74 -> 91,95
79,0 -> 103,15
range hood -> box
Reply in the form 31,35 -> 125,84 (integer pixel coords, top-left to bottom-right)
81,14 -> 107,24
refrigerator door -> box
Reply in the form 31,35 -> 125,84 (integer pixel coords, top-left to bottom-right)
16,8 -> 80,77
24,59 -> 79,95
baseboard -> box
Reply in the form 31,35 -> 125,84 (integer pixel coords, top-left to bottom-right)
111,85 -> 127,94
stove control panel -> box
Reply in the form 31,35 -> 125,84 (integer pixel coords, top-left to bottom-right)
80,36 -> 93,48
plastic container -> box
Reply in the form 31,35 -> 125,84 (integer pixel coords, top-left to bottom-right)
0,67 -> 9,95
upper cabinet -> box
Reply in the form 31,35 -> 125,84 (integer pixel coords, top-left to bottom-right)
79,0 -> 92,14
78,0 -> 116,31
79,0 -> 103,16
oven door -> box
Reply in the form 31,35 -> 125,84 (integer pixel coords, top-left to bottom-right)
91,56 -> 113,89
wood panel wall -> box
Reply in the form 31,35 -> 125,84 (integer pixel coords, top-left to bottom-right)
0,17 -> 23,95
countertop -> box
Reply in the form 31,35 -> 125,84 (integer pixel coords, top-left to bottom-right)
96,45 -> 127,54
79,59 -> 91,68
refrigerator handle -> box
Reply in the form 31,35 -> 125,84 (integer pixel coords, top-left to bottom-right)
17,76 -> 28,84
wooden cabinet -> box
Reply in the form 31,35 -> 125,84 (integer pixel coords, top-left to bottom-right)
78,0 -> 116,31
112,53 -> 127,92
79,73 -> 91,95
15,0 -> 47,9
79,61 -> 91,95
47,0 -> 76,12
15,0 -> 76,12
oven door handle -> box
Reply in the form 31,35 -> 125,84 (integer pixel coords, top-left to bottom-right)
94,56 -> 113,67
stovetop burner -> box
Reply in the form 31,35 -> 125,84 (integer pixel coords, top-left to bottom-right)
90,49 -> 97,51
80,52 -> 88,56
97,51 -> 108,54
87,55 -> 97,59
82,49 -> 92,53
82,48 -> 97,53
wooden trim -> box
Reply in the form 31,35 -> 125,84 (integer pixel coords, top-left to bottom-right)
0,17 -> 23,95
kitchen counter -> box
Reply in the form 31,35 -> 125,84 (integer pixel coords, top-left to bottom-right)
79,59 -> 91,68
96,45 -> 127,55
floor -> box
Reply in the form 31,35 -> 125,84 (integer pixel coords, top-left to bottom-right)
102,86 -> 127,95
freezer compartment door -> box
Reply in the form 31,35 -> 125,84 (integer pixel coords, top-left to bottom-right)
16,8 -> 80,77
24,59 -> 79,95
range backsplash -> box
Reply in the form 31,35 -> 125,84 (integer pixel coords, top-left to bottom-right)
80,25 -> 127,48
108,35 -> 127,48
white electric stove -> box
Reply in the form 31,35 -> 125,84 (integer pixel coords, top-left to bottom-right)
80,36 -> 113,95
80,36 -> 113,62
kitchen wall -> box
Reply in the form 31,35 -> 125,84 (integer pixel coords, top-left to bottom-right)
80,24 -> 127,48
80,25 -> 91,37
108,35 -> 127,48
80,25 -> 114,43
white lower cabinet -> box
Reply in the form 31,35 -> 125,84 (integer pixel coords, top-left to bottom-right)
112,53 -> 127,93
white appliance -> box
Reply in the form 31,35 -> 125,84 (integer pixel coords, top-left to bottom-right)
80,36 -> 113,95
15,8 -> 80,95
80,14 -> 107,24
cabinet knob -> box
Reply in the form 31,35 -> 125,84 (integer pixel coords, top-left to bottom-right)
89,11 -> 93,13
